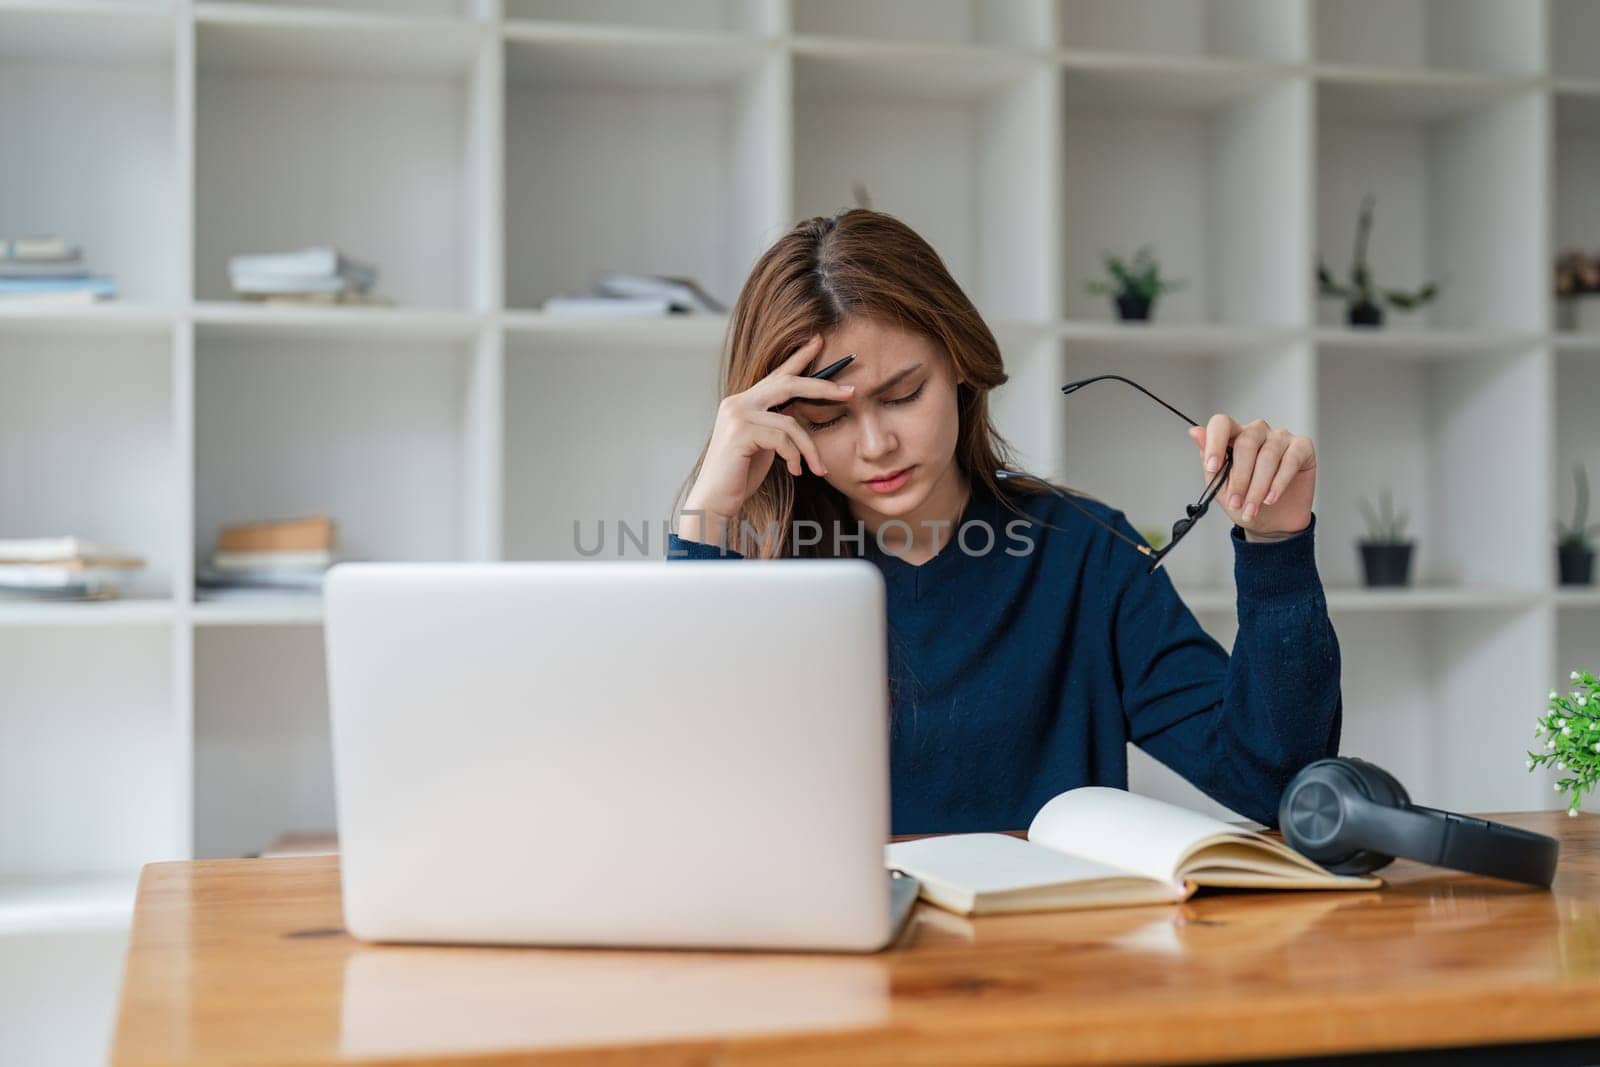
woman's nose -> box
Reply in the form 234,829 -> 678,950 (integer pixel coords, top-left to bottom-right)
856,413 -> 897,460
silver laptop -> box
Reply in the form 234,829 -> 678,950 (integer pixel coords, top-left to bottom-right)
323,559 -> 918,952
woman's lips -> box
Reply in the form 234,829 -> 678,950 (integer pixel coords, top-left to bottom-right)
864,466 -> 914,494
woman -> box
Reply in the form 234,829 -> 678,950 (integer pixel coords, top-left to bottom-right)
667,209 -> 1339,835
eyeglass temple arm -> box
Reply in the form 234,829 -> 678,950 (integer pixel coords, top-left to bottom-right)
1061,373 -> 1202,427
994,471 -> 1157,558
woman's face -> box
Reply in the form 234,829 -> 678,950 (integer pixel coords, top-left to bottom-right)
786,316 -> 963,523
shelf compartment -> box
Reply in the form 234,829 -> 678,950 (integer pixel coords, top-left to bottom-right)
195,3 -> 486,73
793,0 -> 1049,49
1554,92 -> 1600,339
504,32 -> 780,316
194,330 -> 481,571
1316,346 -> 1546,591
1057,0 -> 1304,63
1315,82 -> 1544,332
0,627 -> 183,892
0,3 -> 173,64
793,46 -> 1056,324
1062,72 -> 1306,328
0,332 -> 178,600
0,5 -> 180,304
504,331 -> 721,561
194,626 -> 335,859
1336,609 -> 1549,814
195,10 -> 490,308
504,0 -> 777,36
1553,352 -> 1600,593
1312,0 -> 1541,76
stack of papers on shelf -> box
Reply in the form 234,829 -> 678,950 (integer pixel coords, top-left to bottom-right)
0,236 -> 117,305
0,536 -> 145,600
542,271 -> 726,318
228,247 -> 386,305
196,515 -> 338,597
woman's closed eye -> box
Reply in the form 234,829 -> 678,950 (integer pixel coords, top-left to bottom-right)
802,383 -> 925,431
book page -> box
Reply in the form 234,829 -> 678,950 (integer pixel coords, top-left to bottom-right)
1028,787 -> 1257,883
886,832 -> 1139,895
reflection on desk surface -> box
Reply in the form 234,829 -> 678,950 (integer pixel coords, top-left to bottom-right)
341,946 -> 888,1059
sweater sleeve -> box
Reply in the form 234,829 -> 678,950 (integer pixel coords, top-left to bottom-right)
1106,511 -> 1342,827
665,531 -> 745,560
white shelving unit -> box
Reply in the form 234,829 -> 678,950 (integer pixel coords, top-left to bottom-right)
1,0 -> 1590,934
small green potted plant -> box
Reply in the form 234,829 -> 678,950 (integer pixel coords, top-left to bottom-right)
1357,487 -> 1413,587
1557,463 -> 1599,586
1086,246 -> 1183,322
1317,194 -> 1439,328
1530,669 -> 1600,816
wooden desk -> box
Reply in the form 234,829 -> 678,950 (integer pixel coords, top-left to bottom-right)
112,812 -> 1600,1066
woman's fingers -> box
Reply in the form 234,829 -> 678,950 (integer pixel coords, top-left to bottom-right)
1265,436 -> 1315,506
751,424 -> 806,478
1203,413 -> 1239,475
750,412 -> 828,476
1226,419 -> 1270,508
1241,428 -> 1292,519
752,335 -> 854,411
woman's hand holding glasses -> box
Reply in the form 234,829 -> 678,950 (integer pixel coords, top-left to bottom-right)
1185,415 -> 1316,542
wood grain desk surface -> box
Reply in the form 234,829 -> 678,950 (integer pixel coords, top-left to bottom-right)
112,812 -> 1600,1066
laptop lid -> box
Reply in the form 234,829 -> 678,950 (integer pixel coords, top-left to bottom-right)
324,560 -> 892,951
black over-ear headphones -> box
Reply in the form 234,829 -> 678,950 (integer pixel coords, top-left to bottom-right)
1278,757 -> 1559,887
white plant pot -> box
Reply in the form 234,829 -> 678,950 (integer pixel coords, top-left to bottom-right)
1558,294 -> 1600,333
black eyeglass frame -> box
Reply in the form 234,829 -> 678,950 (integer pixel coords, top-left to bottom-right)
998,374 -> 1233,574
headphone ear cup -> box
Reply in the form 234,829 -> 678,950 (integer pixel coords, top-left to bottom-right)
1280,759 -> 1393,876
1349,757 -> 1411,808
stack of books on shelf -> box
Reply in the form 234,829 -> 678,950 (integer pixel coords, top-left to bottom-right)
228,247 -> 387,305
543,271 -> 726,318
196,516 -> 337,599
0,536 -> 144,601
0,237 -> 117,305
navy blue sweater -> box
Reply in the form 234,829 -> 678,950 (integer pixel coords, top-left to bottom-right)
665,480 -> 1341,834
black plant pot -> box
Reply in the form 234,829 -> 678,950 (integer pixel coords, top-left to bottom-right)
1559,544 -> 1595,586
1348,301 -> 1384,328
1359,542 -> 1414,587
1115,293 -> 1153,322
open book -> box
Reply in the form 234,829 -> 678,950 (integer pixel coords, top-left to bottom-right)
885,787 -> 1381,916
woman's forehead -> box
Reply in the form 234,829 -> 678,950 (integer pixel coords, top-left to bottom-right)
807,318 -> 941,376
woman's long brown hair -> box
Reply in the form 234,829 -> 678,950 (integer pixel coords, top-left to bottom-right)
673,208 -> 1066,559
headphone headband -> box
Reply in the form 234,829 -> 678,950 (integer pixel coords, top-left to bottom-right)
1341,794 -> 1558,887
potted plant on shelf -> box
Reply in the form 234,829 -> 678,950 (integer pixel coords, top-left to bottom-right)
1555,249 -> 1600,333
1557,463 -> 1599,587
1357,487 -> 1413,587
1317,194 -> 1439,328
1085,246 -> 1183,322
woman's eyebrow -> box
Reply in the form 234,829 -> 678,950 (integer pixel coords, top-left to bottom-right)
795,363 -> 924,408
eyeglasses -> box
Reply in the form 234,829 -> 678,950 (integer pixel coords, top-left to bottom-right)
997,374 -> 1233,574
